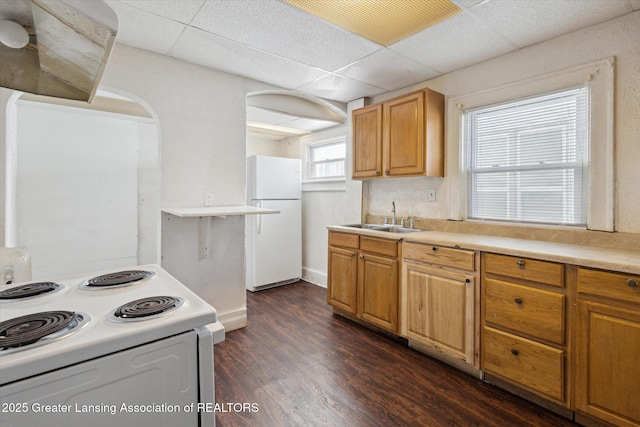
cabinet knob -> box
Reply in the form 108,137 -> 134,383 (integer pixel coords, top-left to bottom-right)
359,254 -> 364,260
432,246 -> 437,251
385,169 -> 390,175
351,251 -> 355,257
514,297 -> 523,305
375,170 -> 381,176
511,349 -> 519,356
516,259 -> 525,268
627,279 -> 638,288
465,278 -> 471,283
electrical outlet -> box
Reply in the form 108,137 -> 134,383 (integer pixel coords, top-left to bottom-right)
427,189 -> 436,202
204,193 -> 214,206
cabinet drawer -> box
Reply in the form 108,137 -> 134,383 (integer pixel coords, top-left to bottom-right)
485,278 -> 565,345
329,232 -> 359,249
403,242 -> 474,271
360,236 -> 398,258
483,327 -> 564,402
577,267 -> 640,304
484,253 -> 564,287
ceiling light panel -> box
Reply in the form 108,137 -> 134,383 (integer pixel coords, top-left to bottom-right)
283,0 -> 461,46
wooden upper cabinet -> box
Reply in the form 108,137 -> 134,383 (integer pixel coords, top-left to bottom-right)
383,90 -> 424,176
352,104 -> 382,179
352,88 -> 444,180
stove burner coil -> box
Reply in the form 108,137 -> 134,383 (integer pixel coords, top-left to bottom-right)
0,311 -> 77,350
113,296 -> 183,320
80,270 -> 155,290
0,282 -> 61,300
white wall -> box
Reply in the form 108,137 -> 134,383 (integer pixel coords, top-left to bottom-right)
365,11 -> 640,235
246,133 -> 285,157
298,124 -> 359,286
15,101 -> 140,278
99,45 -> 277,330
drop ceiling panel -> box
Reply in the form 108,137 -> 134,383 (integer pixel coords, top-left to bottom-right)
337,49 -> 440,91
112,0 -> 206,24
105,1 -> 186,54
190,0 -> 382,71
390,11 -> 515,74
469,0 -> 633,48
296,73 -> 386,103
169,27 -> 327,90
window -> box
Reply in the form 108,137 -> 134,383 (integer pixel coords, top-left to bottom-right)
306,138 -> 346,180
464,87 -> 588,226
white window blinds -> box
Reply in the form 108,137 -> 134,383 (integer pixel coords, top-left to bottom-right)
465,87 -> 588,226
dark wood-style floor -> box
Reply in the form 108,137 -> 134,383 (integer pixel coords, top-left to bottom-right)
214,281 -> 576,427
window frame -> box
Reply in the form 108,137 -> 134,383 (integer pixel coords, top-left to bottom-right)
464,86 -> 589,227
303,136 -> 346,182
446,58 -> 614,231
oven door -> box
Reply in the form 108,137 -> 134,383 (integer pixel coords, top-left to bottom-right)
0,331 -> 200,426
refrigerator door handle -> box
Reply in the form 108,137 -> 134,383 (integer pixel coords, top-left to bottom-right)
256,200 -> 262,234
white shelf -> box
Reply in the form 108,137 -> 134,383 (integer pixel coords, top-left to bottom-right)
162,205 -> 280,218
161,205 -> 280,259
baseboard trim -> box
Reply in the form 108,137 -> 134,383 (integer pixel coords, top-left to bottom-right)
217,307 -> 247,332
302,267 -> 327,287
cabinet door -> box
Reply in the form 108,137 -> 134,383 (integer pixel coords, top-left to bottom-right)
402,263 -> 475,363
383,91 -> 424,177
352,104 -> 382,179
575,300 -> 640,427
357,253 -> 398,332
327,246 -> 358,314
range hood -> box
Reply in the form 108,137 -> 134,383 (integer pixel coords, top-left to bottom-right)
0,0 -> 118,102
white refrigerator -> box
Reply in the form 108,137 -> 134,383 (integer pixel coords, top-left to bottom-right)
246,155 -> 302,291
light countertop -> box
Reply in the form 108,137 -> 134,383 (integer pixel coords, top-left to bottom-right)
328,225 -> 640,275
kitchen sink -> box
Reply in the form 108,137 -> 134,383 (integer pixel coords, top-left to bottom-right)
342,224 -> 424,233
344,223 -> 389,230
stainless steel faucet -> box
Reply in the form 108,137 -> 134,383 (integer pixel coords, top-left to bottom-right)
391,201 -> 397,225
401,216 -> 415,229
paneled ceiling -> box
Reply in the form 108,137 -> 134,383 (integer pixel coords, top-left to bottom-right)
104,0 -> 639,105
3,1 -> 638,135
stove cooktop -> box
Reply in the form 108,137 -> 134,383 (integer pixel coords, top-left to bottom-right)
0,311 -> 90,354
0,264 -> 217,386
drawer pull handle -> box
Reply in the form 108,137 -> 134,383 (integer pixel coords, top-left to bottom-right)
516,259 -> 525,268
511,349 -> 519,356
514,297 -> 523,305
627,279 -> 638,288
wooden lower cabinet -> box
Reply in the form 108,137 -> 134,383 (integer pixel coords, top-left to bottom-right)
575,267 -> 640,427
402,262 -> 475,363
358,252 -> 398,331
327,245 -> 357,314
401,242 -> 477,366
481,253 -> 568,408
327,231 -> 400,333
483,326 -> 564,401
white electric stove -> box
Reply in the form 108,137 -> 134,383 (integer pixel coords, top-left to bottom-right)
0,264 -> 224,426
